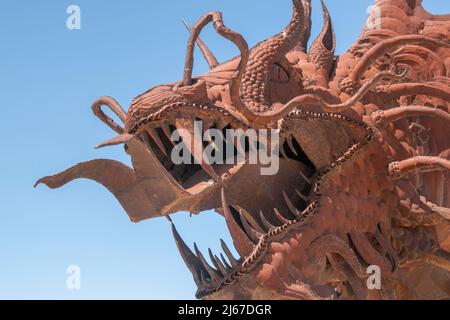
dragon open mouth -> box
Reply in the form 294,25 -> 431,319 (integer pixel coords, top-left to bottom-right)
36,107 -> 378,299
133,113 -> 316,196
132,117 -> 320,299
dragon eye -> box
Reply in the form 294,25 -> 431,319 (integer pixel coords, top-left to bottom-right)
271,64 -> 290,83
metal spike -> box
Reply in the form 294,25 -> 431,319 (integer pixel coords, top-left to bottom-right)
274,208 -> 292,225
208,249 -> 227,276
237,209 -> 263,243
220,253 -> 233,271
295,188 -> 309,202
291,134 -> 301,147
161,124 -> 176,146
299,170 -> 312,185
214,255 -> 229,275
171,223 -> 204,288
282,191 -> 302,217
181,18 -> 219,70
146,128 -> 167,156
237,207 -> 265,233
221,189 -> 254,257
197,155 -> 221,184
194,243 -> 220,282
220,239 -> 240,269
280,141 -> 289,159
176,118 -> 221,182
95,133 -> 134,149
287,137 -> 298,156
141,131 -> 152,149
292,133 -> 305,152
259,210 -> 276,232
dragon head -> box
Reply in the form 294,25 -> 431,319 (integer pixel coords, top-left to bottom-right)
37,0 -> 450,300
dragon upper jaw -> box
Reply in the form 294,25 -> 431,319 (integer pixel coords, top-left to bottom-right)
36,107 -> 379,300
36,109 -> 358,299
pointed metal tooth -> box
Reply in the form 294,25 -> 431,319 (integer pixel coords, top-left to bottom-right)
220,239 -> 240,269
176,118 -> 221,182
274,208 -> 292,225
295,189 -> 309,202
221,189 -> 254,257
208,249 -> 228,276
194,243 -> 220,283
299,170 -> 312,185
280,140 -> 289,158
207,249 -> 222,275
220,253 -> 233,271
214,255 -> 229,275
237,208 -> 263,244
282,191 -> 302,217
171,223 -> 204,288
146,127 -> 167,156
141,131 -> 153,149
193,149 -> 219,181
161,124 -> 176,146
175,118 -> 200,154
287,137 -> 298,156
292,133 -> 306,158
291,134 -> 301,146
237,207 -> 265,233
95,133 -> 134,149
259,210 -> 276,232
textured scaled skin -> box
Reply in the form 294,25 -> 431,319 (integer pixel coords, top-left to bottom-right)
37,0 -> 450,299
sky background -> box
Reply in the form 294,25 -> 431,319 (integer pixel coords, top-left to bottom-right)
0,0 -> 449,300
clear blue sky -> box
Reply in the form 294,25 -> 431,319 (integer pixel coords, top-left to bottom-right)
1,0 -> 448,300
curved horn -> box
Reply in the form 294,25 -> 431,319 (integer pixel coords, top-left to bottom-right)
181,2 -> 312,125
235,69 -> 408,125
371,105 -> 450,128
91,96 -> 127,134
240,0 -> 307,113
180,11 -> 254,122
293,0 -> 312,52
181,18 -> 219,70
345,35 -> 450,87
183,12 -> 249,87
389,156 -> 450,179
308,0 -> 336,86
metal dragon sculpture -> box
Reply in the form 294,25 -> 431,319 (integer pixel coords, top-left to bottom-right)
36,0 -> 450,299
